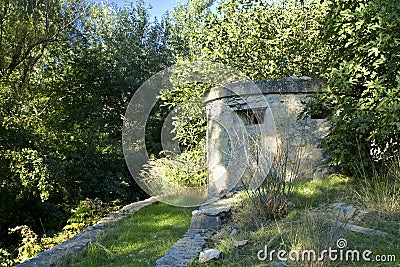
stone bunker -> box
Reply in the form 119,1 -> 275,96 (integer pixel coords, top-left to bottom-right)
203,77 -> 329,197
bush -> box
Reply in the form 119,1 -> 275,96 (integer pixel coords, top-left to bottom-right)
314,0 -> 400,171
0,248 -> 15,267
140,140 -> 207,189
8,225 -> 42,264
4,198 -> 120,264
62,198 -> 118,234
237,143 -> 302,228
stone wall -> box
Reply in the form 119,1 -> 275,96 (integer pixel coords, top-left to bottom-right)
203,77 -> 329,197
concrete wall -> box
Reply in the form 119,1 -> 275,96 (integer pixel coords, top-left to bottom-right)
203,77 -> 329,197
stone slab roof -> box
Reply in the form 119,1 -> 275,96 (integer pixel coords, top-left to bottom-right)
203,76 -> 327,103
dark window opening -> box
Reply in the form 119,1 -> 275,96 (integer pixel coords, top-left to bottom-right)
310,109 -> 330,119
236,108 -> 266,125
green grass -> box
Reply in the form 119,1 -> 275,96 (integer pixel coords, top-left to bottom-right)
57,203 -> 193,267
191,175 -> 399,266
289,174 -> 352,208
54,172 -> 399,267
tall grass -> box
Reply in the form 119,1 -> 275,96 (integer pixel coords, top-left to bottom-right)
353,156 -> 400,216
281,212 -> 344,267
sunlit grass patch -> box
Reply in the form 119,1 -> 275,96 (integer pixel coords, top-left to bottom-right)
290,175 -> 351,208
58,203 -> 193,267
191,173 -> 399,267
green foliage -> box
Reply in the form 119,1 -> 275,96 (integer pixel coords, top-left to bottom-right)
0,0 -> 86,82
0,248 -> 14,267
199,0 -> 329,79
316,0 -> 400,170
63,198 -> 117,233
8,225 -> 42,264
141,140 -> 207,188
4,148 -> 53,201
0,0 -> 173,262
160,82 -> 209,149
170,0 -> 216,60
0,0 -> 90,259
2,198 -> 120,264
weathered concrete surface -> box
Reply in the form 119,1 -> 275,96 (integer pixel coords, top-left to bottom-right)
203,77 -> 326,102
204,77 -> 329,197
16,197 -> 158,267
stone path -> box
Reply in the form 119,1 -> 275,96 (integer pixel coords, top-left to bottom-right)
156,193 -> 240,267
16,197 -> 158,267
17,193 -> 240,267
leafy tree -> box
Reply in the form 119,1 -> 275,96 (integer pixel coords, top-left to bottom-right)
164,0 -> 328,148
0,0 -> 89,249
0,0 -> 174,260
37,1 -> 174,202
198,0 -> 329,79
316,0 -> 400,171
0,0 -> 86,82
169,0 -> 216,60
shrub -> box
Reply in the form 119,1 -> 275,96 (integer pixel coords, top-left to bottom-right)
62,198 -> 117,234
314,0 -> 400,171
8,225 -> 42,264
140,140 -> 207,189
237,143 -> 302,228
0,248 -> 15,267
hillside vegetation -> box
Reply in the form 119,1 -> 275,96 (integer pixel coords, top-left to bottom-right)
0,0 -> 399,265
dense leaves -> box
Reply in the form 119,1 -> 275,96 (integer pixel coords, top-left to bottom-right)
168,0 -> 400,172
199,0 -> 329,79
1,0 -> 400,264
163,0 -> 328,149
0,0 -> 173,262
318,0 -> 400,170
